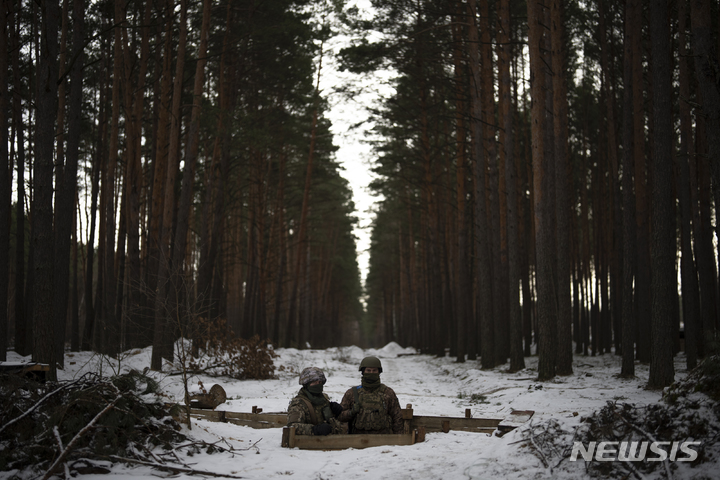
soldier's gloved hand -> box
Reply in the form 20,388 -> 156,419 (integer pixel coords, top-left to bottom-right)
312,422 -> 332,436
350,401 -> 361,417
329,402 -> 342,416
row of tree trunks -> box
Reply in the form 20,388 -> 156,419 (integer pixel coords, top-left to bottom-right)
0,0 -> 10,362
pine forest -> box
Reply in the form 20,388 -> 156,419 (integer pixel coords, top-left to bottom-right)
1,0 -> 719,389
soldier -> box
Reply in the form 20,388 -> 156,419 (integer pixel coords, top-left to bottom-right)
287,367 -> 345,436
338,356 -> 404,434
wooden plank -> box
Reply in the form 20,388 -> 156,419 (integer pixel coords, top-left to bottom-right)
188,409 -> 225,422
283,427 -> 419,450
187,408 -> 287,429
224,411 -> 287,429
410,415 -> 503,434
497,410 -> 535,435
186,407 -> 531,436
281,427 -> 290,448
0,362 -> 50,381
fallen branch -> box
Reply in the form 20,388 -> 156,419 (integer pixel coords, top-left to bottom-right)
618,415 -> 673,480
621,458 -> 650,480
0,381 -> 73,436
106,455 -> 244,478
174,437 -> 262,454
41,394 -> 122,480
524,421 -> 551,471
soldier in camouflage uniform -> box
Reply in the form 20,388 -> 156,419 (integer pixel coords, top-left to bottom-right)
338,356 -> 404,434
287,367 -> 346,436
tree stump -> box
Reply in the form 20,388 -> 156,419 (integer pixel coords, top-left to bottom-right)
188,384 -> 227,409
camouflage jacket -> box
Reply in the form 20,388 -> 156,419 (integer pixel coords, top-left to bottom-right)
286,388 -> 346,436
338,384 -> 404,434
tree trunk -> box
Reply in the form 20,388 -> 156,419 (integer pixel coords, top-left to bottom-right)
468,0 -> 494,368
620,0 -> 638,377
551,0 -> 572,376
147,0 -> 174,363
528,0 -> 556,380
677,0 -> 700,369
648,0 -> 675,389
451,0 -> 468,363
168,0 -> 212,350
288,33 -> 325,348
122,0 -> 151,349
497,0 -> 523,371
197,0 -> 235,344
476,0 -> 504,365
632,0 -> 651,364
101,0 -> 124,356
81,58 -> 106,352
70,204 -> 80,352
690,0 -> 720,352
152,0 -> 189,370
598,0 -> 623,357
12,0 -> 28,354
0,0 -> 9,361
33,0 -> 61,379
52,0 -> 84,367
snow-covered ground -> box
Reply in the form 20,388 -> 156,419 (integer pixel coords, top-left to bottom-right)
4,343 -> 711,479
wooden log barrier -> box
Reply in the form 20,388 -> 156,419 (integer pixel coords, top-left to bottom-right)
411,415 -> 502,434
402,404 -> 413,434
186,406 -> 534,437
281,426 -> 423,450
188,408 -> 287,429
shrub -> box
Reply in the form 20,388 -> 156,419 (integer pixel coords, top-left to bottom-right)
186,317 -> 277,380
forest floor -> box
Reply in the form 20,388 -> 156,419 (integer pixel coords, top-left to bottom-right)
3,342 -> 719,480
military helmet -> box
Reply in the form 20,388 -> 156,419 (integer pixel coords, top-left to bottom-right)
359,356 -> 383,373
299,366 -> 326,386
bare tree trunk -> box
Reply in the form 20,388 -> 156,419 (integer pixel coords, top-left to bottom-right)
648,0 -> 675,389
451,0 -> 467,363
198,0 -> 234,349
0,0 -> 10,361
147,0 -> 175,365
497,0 -> 523,372
598,0 -> 623,357
631,0 -> 651,364
81,57 -> 106,351
152,0 -> 189,370
12,0 -> 28,355
528,0 -> 556,380
70,200 -> 80,352
620,0 -> 638,377
52,0 -> 84,367
287,35 -> 325,348
479,1 -> 505,365
33,0 -> 60,379
691,0 -> 720,351
122,0 -> 151,349
100,0 -> 124,356
468,0 -> 494,369
677,0 -> 700,369
168,0 -> 212,352
551,0 -> 572,376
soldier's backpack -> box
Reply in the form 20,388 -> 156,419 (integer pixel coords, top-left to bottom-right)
352,384 -> 391,432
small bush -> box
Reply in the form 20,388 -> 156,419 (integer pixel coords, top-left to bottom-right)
457,392 -> 489,404
187,317 -> 277,380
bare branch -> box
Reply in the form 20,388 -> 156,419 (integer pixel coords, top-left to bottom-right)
105,455 -> 245,478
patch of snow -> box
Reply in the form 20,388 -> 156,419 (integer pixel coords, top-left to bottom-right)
366,341 -> 418,358
5,345 -> 716,479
